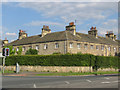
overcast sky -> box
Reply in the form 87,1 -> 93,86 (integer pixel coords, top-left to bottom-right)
1,1 -> 119,42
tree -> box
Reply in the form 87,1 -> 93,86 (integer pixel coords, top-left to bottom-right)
16,46 -> 22,55
25,48 -> 38,55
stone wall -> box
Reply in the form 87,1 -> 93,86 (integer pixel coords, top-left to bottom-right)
97,68 -> 118,72
4,66 -> 93,72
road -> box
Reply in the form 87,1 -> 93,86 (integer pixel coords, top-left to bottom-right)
2,75 -> 119,88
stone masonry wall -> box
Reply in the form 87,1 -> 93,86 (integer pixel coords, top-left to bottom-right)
5,66 -> 93,72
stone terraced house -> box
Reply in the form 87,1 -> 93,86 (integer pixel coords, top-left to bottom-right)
3,22 -> 120,56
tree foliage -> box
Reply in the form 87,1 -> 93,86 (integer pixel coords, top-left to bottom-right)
25,48 -> 38,55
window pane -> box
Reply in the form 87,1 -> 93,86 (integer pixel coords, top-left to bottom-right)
101,46 -> 104,51
90,45 -> 93,49
108,46 -> 111,51
77,43 -> 81,49
55,43 -> 59,49
16,47 -> 19,51
96,46 -> 99,50
70,42 -> 73,48
36,45 -> 39,50
44,44 -> 48,49
84,44 -> 88,49
22,47 -> 25,51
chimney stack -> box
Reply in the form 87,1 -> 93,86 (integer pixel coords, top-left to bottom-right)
88,26 -> 98,38
105,31 -> 116,41
3,37 -> 8,45
42,25 -> 51,37
18,30 -> 27,40
66,22 -> 76,35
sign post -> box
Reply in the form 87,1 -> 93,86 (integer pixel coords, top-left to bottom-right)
0,53 -> 6,74
16,63 -> 20,73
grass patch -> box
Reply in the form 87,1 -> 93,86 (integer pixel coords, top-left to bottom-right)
0,70 -> 15,74
36,71 -> 119,76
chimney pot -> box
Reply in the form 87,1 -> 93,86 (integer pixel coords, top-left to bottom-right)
69,22 -> 74,26
5,37 -> 7,40
43,25 -> 46,28
46,26 -> 49,29
94,27 -> 96,30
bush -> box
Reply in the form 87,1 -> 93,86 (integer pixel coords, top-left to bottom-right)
52,52 -> 61,55
25,48 -> 38,55
5,54 -> 119,70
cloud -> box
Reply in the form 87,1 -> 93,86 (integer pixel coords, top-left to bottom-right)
24,21 -> 62,26
16,2 -> 117,23
5,32 -> 17,36
103,19 -> 117,26
97,19 -> 118,37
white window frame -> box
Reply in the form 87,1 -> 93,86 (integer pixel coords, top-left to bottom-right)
96,45 -> 99,50
70,42 -> 73,48
101,46 -> 104,51
22,47 -> 25,52
90,45 -> 93,49
77,43 -> 81,49
36,45 -> 39,50
84,44 -> 88,49
55,43 -> 59,49
16,47 -> 19,52
108,46 -> 111,51
12,48 -> 14,51
44,44 -> 48,49
114,47 -> 116,52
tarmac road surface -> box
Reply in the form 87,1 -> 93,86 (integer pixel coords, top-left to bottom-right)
2,75 -> 119,88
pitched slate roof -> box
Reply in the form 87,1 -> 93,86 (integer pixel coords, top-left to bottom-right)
6,31 -> 118,46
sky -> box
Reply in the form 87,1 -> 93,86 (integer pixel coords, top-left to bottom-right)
1,1 -> 119,42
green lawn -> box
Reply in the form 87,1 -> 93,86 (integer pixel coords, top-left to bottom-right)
36,71 -> 119,76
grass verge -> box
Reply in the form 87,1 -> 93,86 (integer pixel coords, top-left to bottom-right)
36,71 -> 119,76
0,70 -> 15,74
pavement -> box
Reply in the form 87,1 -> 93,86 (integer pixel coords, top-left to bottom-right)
2,71 -> 51,76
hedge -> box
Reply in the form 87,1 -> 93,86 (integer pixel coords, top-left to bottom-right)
5,54 -> 119,69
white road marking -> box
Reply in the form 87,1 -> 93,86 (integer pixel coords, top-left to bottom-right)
113,81 -> 118,83
104,77 -> 110,80
33,83 -> 37,88
86,80 -> 92,82
101,82 -> 110,84
64,81 -> 70,84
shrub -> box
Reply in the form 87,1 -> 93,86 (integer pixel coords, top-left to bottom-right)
16,46 -> 22,55
52,52 -> 61,55
25,48 -> 38,55
5,54 -> 119,70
